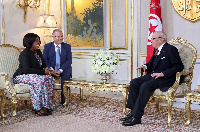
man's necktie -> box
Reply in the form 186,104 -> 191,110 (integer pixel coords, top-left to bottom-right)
56,46 -> 60,71
154,49 -> 159,57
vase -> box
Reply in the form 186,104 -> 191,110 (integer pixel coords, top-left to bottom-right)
100,73 -> 109,82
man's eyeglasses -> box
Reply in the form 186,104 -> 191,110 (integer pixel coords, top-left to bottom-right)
151,37 -> 162,40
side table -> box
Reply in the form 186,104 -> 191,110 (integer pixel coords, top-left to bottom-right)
185,89 -> 200,127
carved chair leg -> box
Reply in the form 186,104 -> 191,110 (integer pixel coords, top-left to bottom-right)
12,102 -> 17,117
23,100 -> 28,110
68,87 -> 71,103
185,99 -> 191,127
63,84 -> 69,107
167,99 -> 173,127
65,87 -> 70,105
11,95 -> 17,117
156,97 -> 159,112
80,88 -> 83,100
122,88 -> 128,115
0,91 -> 6,120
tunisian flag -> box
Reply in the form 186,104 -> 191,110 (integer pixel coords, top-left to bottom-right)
146,0 -> 162,63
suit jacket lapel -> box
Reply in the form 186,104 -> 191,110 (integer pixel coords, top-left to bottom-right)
60,42 -> 66,64
50,42 -> 56,64
153,43 -> 167,67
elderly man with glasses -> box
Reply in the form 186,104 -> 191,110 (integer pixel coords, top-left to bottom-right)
120,31 -> 184,126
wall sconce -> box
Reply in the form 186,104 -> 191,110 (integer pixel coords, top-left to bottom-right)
17,0 -> 41,23
36,14 -> 57,45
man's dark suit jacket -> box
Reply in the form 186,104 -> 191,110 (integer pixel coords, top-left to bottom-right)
145,42 -> 184,92
43,42 -> 72,79
13,48 -> 46,78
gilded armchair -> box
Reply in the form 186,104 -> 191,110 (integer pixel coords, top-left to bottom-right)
0,44 -> 63,119
0,44 -> 31,119
139,37 -> 197,126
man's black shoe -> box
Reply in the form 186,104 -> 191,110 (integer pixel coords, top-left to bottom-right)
120,112 -> 133,121
61,100 -> 65,105
122,116 -> 141,126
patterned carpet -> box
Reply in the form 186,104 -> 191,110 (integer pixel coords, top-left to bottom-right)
0,92 -> 200,132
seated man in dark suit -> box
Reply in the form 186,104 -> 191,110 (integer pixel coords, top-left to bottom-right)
43,29 -> 72,105
120,31 -> 184,126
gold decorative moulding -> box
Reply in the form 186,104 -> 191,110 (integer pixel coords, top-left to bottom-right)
171,0 -> 200,22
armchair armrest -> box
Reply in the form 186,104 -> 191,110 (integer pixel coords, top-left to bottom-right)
166,71 -> 183,99
182,68 -> 193,76
0,72 -> 16,95
138,68 -> 145,77
137,68 -> 184,99
0,72 -> 18,104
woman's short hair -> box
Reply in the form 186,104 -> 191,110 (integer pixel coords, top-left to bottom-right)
23,33 -> 40,49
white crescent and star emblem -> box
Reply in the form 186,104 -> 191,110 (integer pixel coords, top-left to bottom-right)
147,14 -> 162,45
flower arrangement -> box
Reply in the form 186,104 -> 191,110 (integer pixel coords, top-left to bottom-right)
92,48 -> 120,75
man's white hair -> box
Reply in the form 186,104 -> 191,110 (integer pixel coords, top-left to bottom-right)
156,31 -> 167,41
52,29 -> 62,35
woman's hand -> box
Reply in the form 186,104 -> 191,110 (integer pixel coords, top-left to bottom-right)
44,67 -> 51,75
49,67 -> 56,75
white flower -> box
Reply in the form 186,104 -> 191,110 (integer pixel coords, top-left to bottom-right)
92,48 -> 120,74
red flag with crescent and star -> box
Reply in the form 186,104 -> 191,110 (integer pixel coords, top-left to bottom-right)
146,0 -> 162,63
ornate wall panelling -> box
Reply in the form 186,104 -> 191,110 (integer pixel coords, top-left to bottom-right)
110,0 -> 127,49
171,0 -> 200,22
192,56 -> 200,92
109,0 -> 133,80
71,51 -> 131,81
194,56 -> 200,95
138,53 -> 146,76
0,0 -> 4,44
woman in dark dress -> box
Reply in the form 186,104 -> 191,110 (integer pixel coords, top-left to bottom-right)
13,33 -> 55,116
